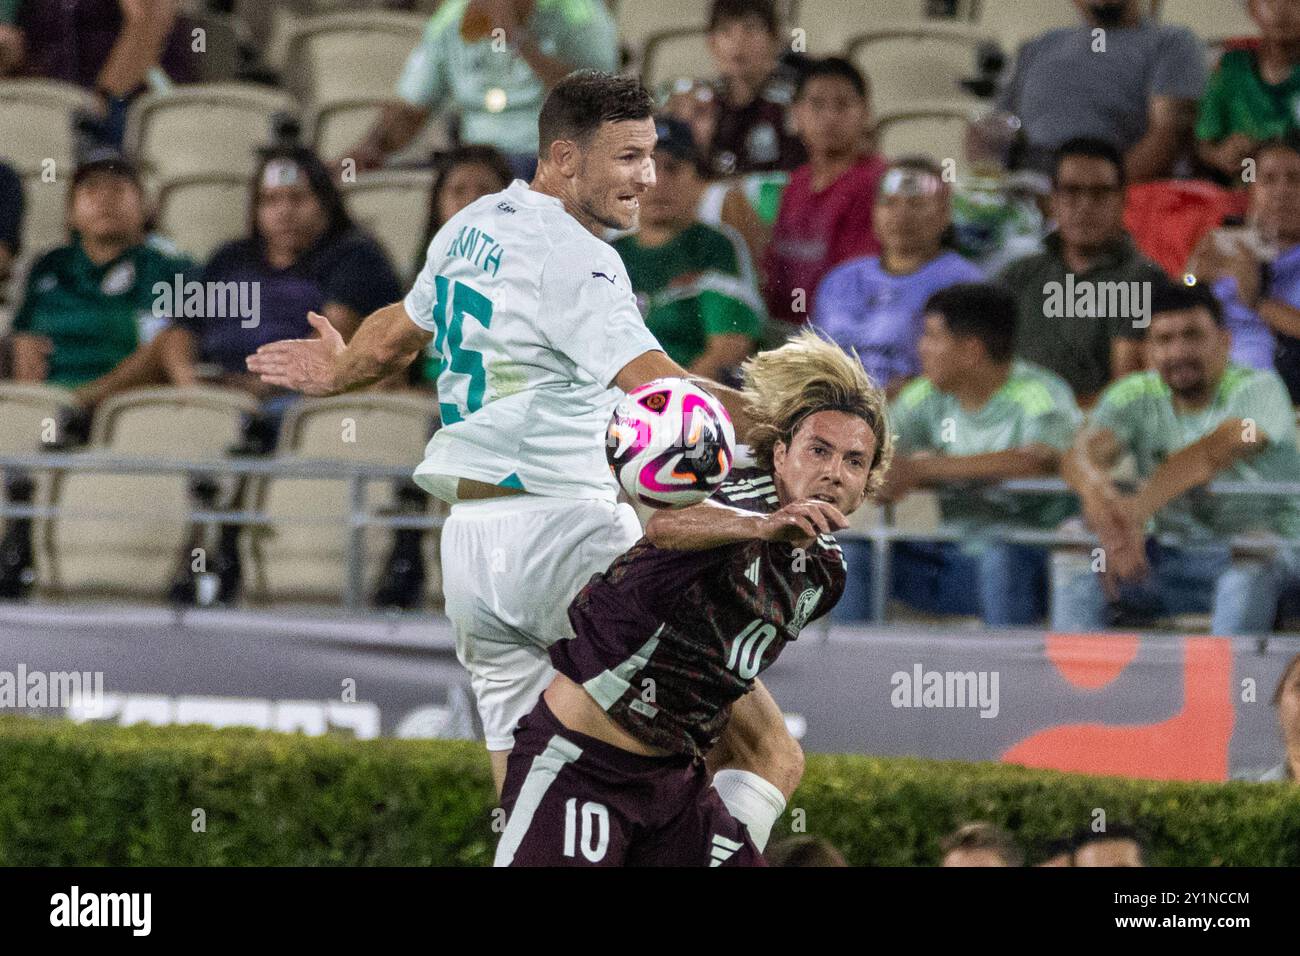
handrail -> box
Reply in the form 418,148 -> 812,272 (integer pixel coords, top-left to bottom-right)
1,452 -> 1297,618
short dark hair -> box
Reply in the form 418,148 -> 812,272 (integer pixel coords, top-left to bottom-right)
537,70 -> 655,155
1070,824 -> 1147,864
765,836 -> 848,866
1052,136 -> 1126,190
924,282 -> 1018,362
1151,277 -> 1225,327
794,55 -> 869,101
708,0 -> 779,34
939,822 -> 1024,866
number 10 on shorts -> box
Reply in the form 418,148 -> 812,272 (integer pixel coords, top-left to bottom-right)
563,798 -> 610,862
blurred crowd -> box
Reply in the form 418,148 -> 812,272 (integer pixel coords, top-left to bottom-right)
1,0 -> 1300,633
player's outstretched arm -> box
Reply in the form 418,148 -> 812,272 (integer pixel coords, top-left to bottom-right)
613,349 -> 754,441
646,498 -> 847,552
247,303 -> 433,396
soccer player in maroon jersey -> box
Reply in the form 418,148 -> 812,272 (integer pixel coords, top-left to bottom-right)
495,330 -> 892,866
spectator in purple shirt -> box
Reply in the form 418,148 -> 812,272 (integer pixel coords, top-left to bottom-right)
811,157 -> 983,396
74,146 -> 403,415
1190,135 -> 1300,403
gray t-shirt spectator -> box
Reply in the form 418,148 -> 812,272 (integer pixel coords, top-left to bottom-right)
997,20 -> 1207,173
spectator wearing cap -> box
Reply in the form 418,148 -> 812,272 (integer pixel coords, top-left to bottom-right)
612,118 -> 764,384
0,158 -> 22,283
345,0 -> 618,179
71,146 -> 403,416
4,152 -> 194,390
998,138 -> 1165,406
1197,0 -> 1300,183
835,283 -> 1081,628
1056,281 -> 1300,636
1188,135 -> 1300,403
997,0 -> 1205,183
811,157 -> 984,398
1258,654 -> 1300,782
762,56 -> 887,326
678,0 -> 806,179
939,823 -> 1024,867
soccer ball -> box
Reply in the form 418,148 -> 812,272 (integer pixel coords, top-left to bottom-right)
606,378 -> 736,509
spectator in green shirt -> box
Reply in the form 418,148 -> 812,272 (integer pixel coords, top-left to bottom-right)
346,0 -> 618,179
998,137 -> 1164,405
834,282 -> 1082,627
612,117 -> 763,383
1056,280 -> 1300,636
1197,0 -> 1300,182
6,152 -> 193,389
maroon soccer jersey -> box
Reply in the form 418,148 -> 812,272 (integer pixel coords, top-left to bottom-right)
553,467 -> 846,758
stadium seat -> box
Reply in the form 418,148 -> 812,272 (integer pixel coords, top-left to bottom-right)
969,0 -> 1079,51
874,103 -> 975,163
155,175 -> 252,262
792,0 -> 935,53
617,0 -> 714,70
0,80 -> 99,177
641,29 -> 712,91
0,383 -> 75,456
186,10 -> 247,83
88,386 -> 258,457
283,12 -> 427,108
44,388 -> 257,599
848,24 -> 989,113
1158,0 -> 1256,45
249,394 -> 436,604
342,170 -> 437,283
125,83 -> 297,184
18,173 -> 69,258
0,384 -> 76,592
307,100 -> 383,161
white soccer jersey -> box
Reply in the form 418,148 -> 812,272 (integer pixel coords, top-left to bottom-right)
404,179 -> 663,503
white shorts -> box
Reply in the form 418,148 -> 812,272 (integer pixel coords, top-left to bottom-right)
440,494 -> 642,750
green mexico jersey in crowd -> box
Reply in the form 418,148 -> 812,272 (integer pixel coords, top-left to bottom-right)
613,222 -> 764,369
12,236 -> 194,387
891,361 -> 1083,538
1091,365 -> 1300,540
1197,49 -> 1300,145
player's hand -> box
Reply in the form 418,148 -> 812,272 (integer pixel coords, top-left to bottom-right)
245,312 -> 345,396
762,499 -> 848,548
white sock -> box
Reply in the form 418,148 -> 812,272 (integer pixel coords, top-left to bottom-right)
711,768 -> 787,853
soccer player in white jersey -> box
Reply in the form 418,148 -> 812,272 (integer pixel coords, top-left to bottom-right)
248,71 -> 803,847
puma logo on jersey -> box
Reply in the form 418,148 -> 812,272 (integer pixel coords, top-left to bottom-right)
709,834 -> 745,866
744,556 -> 761,586
592,271 -> 617,284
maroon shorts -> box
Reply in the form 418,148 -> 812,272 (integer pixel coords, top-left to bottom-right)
493,698 -> 765,867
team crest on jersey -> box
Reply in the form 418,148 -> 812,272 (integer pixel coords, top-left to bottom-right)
790,586 -> 823,632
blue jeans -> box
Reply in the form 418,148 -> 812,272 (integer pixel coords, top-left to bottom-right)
833,540 -> 1049,627
1050,541 -> 1285,636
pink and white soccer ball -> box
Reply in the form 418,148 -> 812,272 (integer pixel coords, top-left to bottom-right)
606,378 -> 736,509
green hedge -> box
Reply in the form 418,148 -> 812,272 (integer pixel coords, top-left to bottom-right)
2,717 -> 1298,866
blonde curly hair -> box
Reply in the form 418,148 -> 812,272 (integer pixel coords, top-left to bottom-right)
740,329 -> 894,499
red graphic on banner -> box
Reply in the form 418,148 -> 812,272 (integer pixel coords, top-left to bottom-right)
1002,636 -> 1235,781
